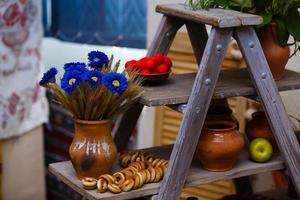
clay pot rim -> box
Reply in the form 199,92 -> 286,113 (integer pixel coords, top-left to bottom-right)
204,120 -> 237,132
73,118 -> 111,125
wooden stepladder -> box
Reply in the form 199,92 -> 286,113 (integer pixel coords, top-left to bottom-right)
113,4 -> 300,200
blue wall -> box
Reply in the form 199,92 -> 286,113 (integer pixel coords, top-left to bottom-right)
43,0 -> 147,49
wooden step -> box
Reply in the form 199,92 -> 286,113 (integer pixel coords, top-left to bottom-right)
49,145 -> 284,200
156,4 -> 262,28
140,69 -> 300,107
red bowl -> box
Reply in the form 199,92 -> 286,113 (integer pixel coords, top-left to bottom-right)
133,71 -> 171,85
125,70 -> 171,85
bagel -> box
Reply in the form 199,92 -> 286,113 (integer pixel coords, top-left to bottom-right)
133,173 -> 141,189
154,159 -> 166,167
147,167 -> 156,182
147,157 -> 154,163
139,170 -> 148,184
121,169 -> 134,179
81,177 -> 97,190
154,166 -> 163,182
107,183 -> 122,194
129,161 -> 145,171
99,174 -> 114,184
136,172 -> 145,188
120,154 -> 131,167
113,172 -> 126,185
126,166 -> 138,174
88,150 -> 170,193
97,178 -> 108,193
120,178 -> 135,192
142,169 -> 151,183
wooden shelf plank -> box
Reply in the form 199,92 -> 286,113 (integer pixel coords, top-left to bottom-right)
49,145 -> 284,200
140,69 -> 300,106
156,4 -> 262,28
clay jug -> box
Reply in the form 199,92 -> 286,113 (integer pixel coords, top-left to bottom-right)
196,121 -> 245,171
69,119 -> 117,179
259,22 -> 290,81
246,111 -> 277,150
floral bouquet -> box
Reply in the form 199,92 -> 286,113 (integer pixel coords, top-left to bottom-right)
39,51 -> 143,121
40,51 -> 143,178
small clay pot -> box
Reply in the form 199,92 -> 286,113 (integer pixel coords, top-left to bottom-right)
246,111 -> 277,150
259,22 -> 290,81
69,119 -> 117,179
196,121 -> 245,171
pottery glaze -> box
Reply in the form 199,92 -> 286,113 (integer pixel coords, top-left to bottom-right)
196,121 -> 245,171
246,111 -> 277,150
69,119 -> 117,179
259,22 -> 290,81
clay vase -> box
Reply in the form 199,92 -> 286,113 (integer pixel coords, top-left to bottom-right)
246,111 -> 277,150
195,121 -> 245,171
69,119 -> 117,179
206,105 -> 239,129
259,22 -> 290,81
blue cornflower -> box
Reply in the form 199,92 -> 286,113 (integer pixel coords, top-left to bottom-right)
39,67 -> 58,85
103,72 -> 128,93
84,70 -> 103,88
88,51 -> 109,68
64,62 -> 87,73
61,70 -> 82,93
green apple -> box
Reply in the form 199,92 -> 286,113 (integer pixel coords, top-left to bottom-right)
249,138 -> 273,163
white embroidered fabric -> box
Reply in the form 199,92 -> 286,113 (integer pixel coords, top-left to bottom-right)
0,0 -> 48,139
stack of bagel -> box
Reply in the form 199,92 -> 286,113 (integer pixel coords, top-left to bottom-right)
81,151 -> 168,194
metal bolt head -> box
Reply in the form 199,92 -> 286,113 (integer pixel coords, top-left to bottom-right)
195,106 -> 201,114
261,72 -> 266,79
216,44 -> 222,51
166,32 -> 171,38
205,78 -> 211,85
180,104 -> 187,113
249,41 -> 255,48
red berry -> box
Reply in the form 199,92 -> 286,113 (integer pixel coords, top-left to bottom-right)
136,57 -> 148,69
156,64 -> 168,73
153,54 -> 164,64
163,56 -> 172,68
141,69 -> 151,74
144,58 -> 157,70
125,60 -> 136,68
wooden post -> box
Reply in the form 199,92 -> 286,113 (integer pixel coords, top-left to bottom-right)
113,15 -> 184,151
147,15 -> 184,56
113,102 -> 143,151
186,22 -> 229,114
157,27 -> 233,200
235,26 -> 300,197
